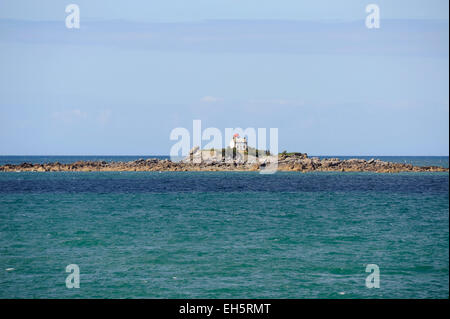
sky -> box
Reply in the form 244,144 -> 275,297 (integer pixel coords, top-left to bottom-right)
0,0 -> 448,156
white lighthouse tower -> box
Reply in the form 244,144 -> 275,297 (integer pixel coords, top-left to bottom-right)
229,133 -> 248,152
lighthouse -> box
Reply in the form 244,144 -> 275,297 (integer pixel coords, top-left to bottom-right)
229,133 -> 248,152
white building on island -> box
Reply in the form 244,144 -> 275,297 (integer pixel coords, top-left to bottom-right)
229,133 -> 248,152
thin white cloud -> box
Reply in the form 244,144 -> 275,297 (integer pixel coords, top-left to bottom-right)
98,109 -> 112,125
248,99 -> 304,106
200,96 -> 223,103
2,20 -> 446,57
51,109 -> 87,123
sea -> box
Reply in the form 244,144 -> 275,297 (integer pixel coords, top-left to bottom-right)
0,156 -> 448,298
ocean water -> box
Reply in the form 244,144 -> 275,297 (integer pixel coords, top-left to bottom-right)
0,170 -> 448,299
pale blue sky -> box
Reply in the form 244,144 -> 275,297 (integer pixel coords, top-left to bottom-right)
0,0 -> 448,21
0,1 -> 448,155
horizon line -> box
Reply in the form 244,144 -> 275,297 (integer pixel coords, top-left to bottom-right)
0,154 -> 448,157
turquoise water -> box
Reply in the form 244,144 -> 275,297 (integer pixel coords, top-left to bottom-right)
0,171 -> 448,298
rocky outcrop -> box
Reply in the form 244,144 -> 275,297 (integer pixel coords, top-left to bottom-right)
0,154 -> 447,173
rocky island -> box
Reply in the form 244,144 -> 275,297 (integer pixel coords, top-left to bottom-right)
0,151 -> 447,173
